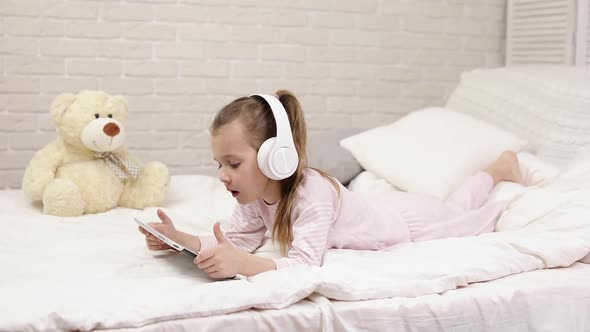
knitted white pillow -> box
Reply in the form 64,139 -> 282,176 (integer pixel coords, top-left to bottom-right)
445,66 -> 590,167
340,108 -> 528,198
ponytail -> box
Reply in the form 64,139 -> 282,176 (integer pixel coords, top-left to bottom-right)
273,90 -> 339,255
272,90 -> 307,255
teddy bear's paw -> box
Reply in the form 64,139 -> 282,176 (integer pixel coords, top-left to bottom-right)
42,179 -> 85,217
143,161 -> 170,183
119,162 -> 170,209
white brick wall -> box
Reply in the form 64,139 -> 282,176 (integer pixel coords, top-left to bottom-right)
0,0 -> 507,189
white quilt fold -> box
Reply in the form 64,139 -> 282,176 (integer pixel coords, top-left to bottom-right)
316,159 -> 590,301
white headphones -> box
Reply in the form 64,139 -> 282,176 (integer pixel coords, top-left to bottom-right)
250,94 -> 299,180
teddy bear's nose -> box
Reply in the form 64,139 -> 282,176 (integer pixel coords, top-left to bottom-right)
103,123 -> 120,137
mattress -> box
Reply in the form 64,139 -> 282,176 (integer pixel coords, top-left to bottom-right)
327,262 -> 590,331
112,299 -> 325,332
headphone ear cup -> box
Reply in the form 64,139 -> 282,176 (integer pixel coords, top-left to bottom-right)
257,138 -> 278,180
273,147 -> 298,178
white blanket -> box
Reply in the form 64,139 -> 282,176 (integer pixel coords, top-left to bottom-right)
1,161 -> 589,331
317,213 -> 590,301
0,176 -> 319,331
317,158 -> 590,301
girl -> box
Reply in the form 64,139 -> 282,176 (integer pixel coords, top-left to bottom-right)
138,90 -> 523,279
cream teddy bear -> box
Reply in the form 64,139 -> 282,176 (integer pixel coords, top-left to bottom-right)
22,90 -> 170,217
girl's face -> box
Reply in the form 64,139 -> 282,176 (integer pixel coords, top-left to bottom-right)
211,120 -> 271,205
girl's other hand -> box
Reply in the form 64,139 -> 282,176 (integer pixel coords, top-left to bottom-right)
194,222 -> 244,279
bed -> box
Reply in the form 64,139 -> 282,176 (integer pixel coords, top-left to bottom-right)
2,66 -> 590,332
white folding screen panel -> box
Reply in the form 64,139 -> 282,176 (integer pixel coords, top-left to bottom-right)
587,0 -> 590,65
577,0 -> 590,65
587,2 -> 590,66
506,0 -> 577,65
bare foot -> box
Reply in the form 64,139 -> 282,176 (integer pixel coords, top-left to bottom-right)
484,150 -> 524,186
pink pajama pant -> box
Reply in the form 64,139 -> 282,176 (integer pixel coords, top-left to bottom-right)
387,171 -> 507,242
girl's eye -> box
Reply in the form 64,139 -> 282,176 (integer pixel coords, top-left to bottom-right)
216,163 -> 222,170
230,163 -> 240,169
94,114 -> 99,119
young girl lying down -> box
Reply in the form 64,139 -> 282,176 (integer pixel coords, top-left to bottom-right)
138,90 -> 523,279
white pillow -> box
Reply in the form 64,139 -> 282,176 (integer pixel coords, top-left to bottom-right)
346,151 -> 552,203
347,170 -> 401,199
518,151 -> 560,187
340,107 -> 528,198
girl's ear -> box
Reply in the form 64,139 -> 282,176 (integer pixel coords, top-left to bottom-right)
50,93 -> 76,123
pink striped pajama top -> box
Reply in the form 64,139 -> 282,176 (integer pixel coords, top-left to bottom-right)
198,168 -> 507,269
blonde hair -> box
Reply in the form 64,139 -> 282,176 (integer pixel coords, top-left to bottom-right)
210,90 -> 339,254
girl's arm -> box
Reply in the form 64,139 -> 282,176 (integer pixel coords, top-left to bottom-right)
175,230 -> 202,253
199,204 -> 267,253
272,202 -> 334,269
196,201 -> 333,278
233,201 -> 334,274
237,251 -> 276,276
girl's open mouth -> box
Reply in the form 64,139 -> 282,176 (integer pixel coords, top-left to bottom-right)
231,190 -> 239,197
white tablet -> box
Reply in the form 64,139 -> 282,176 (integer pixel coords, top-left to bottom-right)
134,217 -> 199,258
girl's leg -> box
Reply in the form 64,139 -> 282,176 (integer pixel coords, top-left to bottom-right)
484,150 -> 523,187
407,151 -> 522,241
446,150 -> 523,211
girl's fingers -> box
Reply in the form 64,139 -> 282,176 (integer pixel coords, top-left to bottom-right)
147,244 -> 160,250
203,266 -> 218,274
146,234 -> 164,243
146,236 -> 170,250
142,229 -> 171,251
157,209 -> 174,225
195,254 -> 216,268
195,249 -> 215,264
147,241 -> 165,248
148,240 -> 168,247
197,258 -> 215,270
148,244 -> 169,251
146,235 -> 160,243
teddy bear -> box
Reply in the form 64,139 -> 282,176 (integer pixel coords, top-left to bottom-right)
22,90 -> 170,217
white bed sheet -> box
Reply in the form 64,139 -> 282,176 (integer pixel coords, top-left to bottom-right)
324,262 -> 590,332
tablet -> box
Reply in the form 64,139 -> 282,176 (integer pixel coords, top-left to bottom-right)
134,217 -> 199,258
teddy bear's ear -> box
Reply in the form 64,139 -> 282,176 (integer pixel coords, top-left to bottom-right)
50,93 -> 76,122
110,95 -> 128,114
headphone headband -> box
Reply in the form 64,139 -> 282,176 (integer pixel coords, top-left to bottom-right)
250,94 -> 295,149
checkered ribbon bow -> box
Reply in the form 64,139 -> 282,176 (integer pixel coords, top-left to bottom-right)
95,152 -> 140,181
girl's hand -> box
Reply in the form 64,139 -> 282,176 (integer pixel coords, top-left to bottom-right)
138,209 -> 178,251
195,222 -> 244,279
